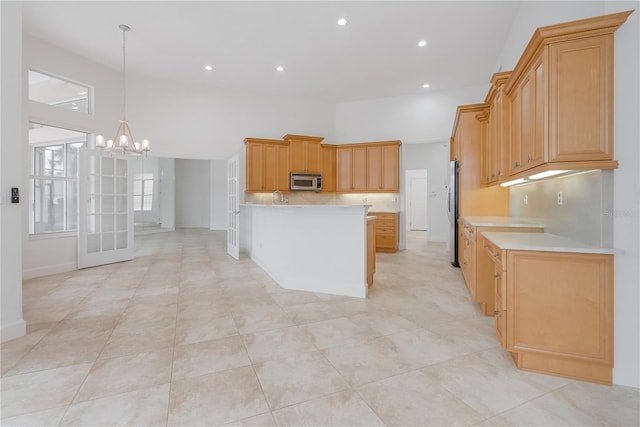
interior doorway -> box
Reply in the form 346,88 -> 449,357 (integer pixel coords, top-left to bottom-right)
406,168 -> 428,232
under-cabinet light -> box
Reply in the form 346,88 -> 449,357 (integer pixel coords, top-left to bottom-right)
500,178 -> 528,187
528,170 -> 570,180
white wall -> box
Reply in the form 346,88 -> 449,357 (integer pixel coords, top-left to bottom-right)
132,156 -> 160,225
403,142 -> 450,242
158,157 -> 175,230
1,1 -> 27,342
210,159 -> 227,231
495,1 -> 639,388
175,159 -> 210,228
335,85 -> 489,144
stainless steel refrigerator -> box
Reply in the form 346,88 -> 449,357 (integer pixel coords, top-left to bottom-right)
448,161 -> 459,267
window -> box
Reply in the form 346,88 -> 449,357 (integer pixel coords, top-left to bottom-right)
29,123 -> 86,234
133,173 -> 153,211
28,70 -> 90,114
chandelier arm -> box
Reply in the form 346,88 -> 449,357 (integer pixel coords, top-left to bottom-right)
113,121 -> 125,143
124,121 -> 136,148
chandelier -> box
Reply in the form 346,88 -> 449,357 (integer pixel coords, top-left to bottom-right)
95,24 -> 150,155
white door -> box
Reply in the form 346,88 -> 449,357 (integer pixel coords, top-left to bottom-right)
407,169 -> 428,231
78,149 -> 134,268
227,155 -> 240,260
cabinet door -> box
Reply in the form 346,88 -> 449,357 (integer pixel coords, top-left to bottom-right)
506,251 -> 613,364
263,144 -> 278,192
336,147 -> 353,192
321,145 -> 336,193
549,35 -> 613,162
530,56 -> 546,169
289,140 -> 306,173
508,88 -> 523,176
352,147 -> 368,191
494,264 -> 507,348
381,144 -> 399,191
520,71 -> 534,172
367,146 -> 382,190
246,142 -> 264,191
306,141 -> 322,173
277,144 -> 290,192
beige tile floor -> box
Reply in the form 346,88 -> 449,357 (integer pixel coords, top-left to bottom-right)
1,229 -> 638,426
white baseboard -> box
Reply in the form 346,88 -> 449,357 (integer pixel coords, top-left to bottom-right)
1,319 -> 26,343
23,262 -> 76,280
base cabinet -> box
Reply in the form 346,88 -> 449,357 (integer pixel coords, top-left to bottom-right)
460,218 -> 542,316
366,218 -> 376,286
483,237 -> 614,384
369,212 -> 399,253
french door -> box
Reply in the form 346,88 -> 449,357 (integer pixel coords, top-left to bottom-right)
78,149 -> 134,268
227,155 -> 240,260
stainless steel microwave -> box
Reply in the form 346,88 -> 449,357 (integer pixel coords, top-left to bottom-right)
290,173 -> 322,191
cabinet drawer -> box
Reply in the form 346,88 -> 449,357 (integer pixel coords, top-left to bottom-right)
461,222 -> 476,241
375,219 -> 396,228
481,236 -> 504,268
375,226 -> 396,235
376,235 -> 396,247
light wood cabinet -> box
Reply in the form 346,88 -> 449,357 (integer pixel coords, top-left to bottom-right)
508,54 -> 545,176
460,218 -> 543,315
366,218 -> 376,286
244,138 -> 289,192
451,105 -> 509,216
320,144 -> 337,193
337,141 -> 400,193
482,236 -> 614,384
367,143 -> 400,192
369,212 -> 399,253
336,145 -> 368,192
502,11 -> 631,180
483,72 -> 511,185
284,134 -> 323,173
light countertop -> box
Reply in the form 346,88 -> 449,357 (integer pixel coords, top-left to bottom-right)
481,231 -> 620,255
242,203 -> 371,209
461,216 -> 544,228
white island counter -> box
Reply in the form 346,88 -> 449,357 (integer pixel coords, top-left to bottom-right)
240,204 -> 372,298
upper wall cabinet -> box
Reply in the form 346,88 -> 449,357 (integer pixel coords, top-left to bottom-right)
337,141 -> 401,193
321,144 -> 337,193
284,134 -> 323,174
503,10 -> 632,179
244,138 -> 290,193
483,72 -> 511,184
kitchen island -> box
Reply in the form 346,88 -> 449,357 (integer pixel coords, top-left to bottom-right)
240,204 -> 373,298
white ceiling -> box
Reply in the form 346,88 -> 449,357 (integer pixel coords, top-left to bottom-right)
22,1 -> 522,103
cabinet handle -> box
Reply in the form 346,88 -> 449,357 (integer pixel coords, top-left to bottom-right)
493,253 -> 500,258
512,161 -> 519,168
494,274 -> 501,279
483,245 -> 490,249
494,310 -> 501,317
527,154 -> 532,163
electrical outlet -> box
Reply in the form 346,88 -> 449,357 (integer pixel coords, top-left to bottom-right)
524,195 -> 528,205
391,196 -> 397,203
557,191 -> 563,205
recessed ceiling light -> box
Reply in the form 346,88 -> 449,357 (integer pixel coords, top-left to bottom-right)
337,18 -> 347,26
423,83 -> 430,88
276,66 -> 284,72
418,40 -> 427,47
71,106 -> 79,110
204,65 -> 213,71
79,91 -> 87,95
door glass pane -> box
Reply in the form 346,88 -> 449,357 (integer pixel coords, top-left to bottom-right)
102,232 -> 115,251
66,181 -> 78,231
116,159 -> 127,176
87,214 -> 100,233
88,195 -> 100,215
33,179 -> 65,233
102,195 -> 114,213
102,176 -> 114,194
67,143 -> 82,177
116,195 -> 127,213
116,231 -> 128,249
116,177 -> 127,195
101,157 -> 114,175
102,214 -> 115,233
116,214 -> 127,231
87,234 -> 100,253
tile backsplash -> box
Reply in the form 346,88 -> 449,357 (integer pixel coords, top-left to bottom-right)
244,192 -> 400,212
